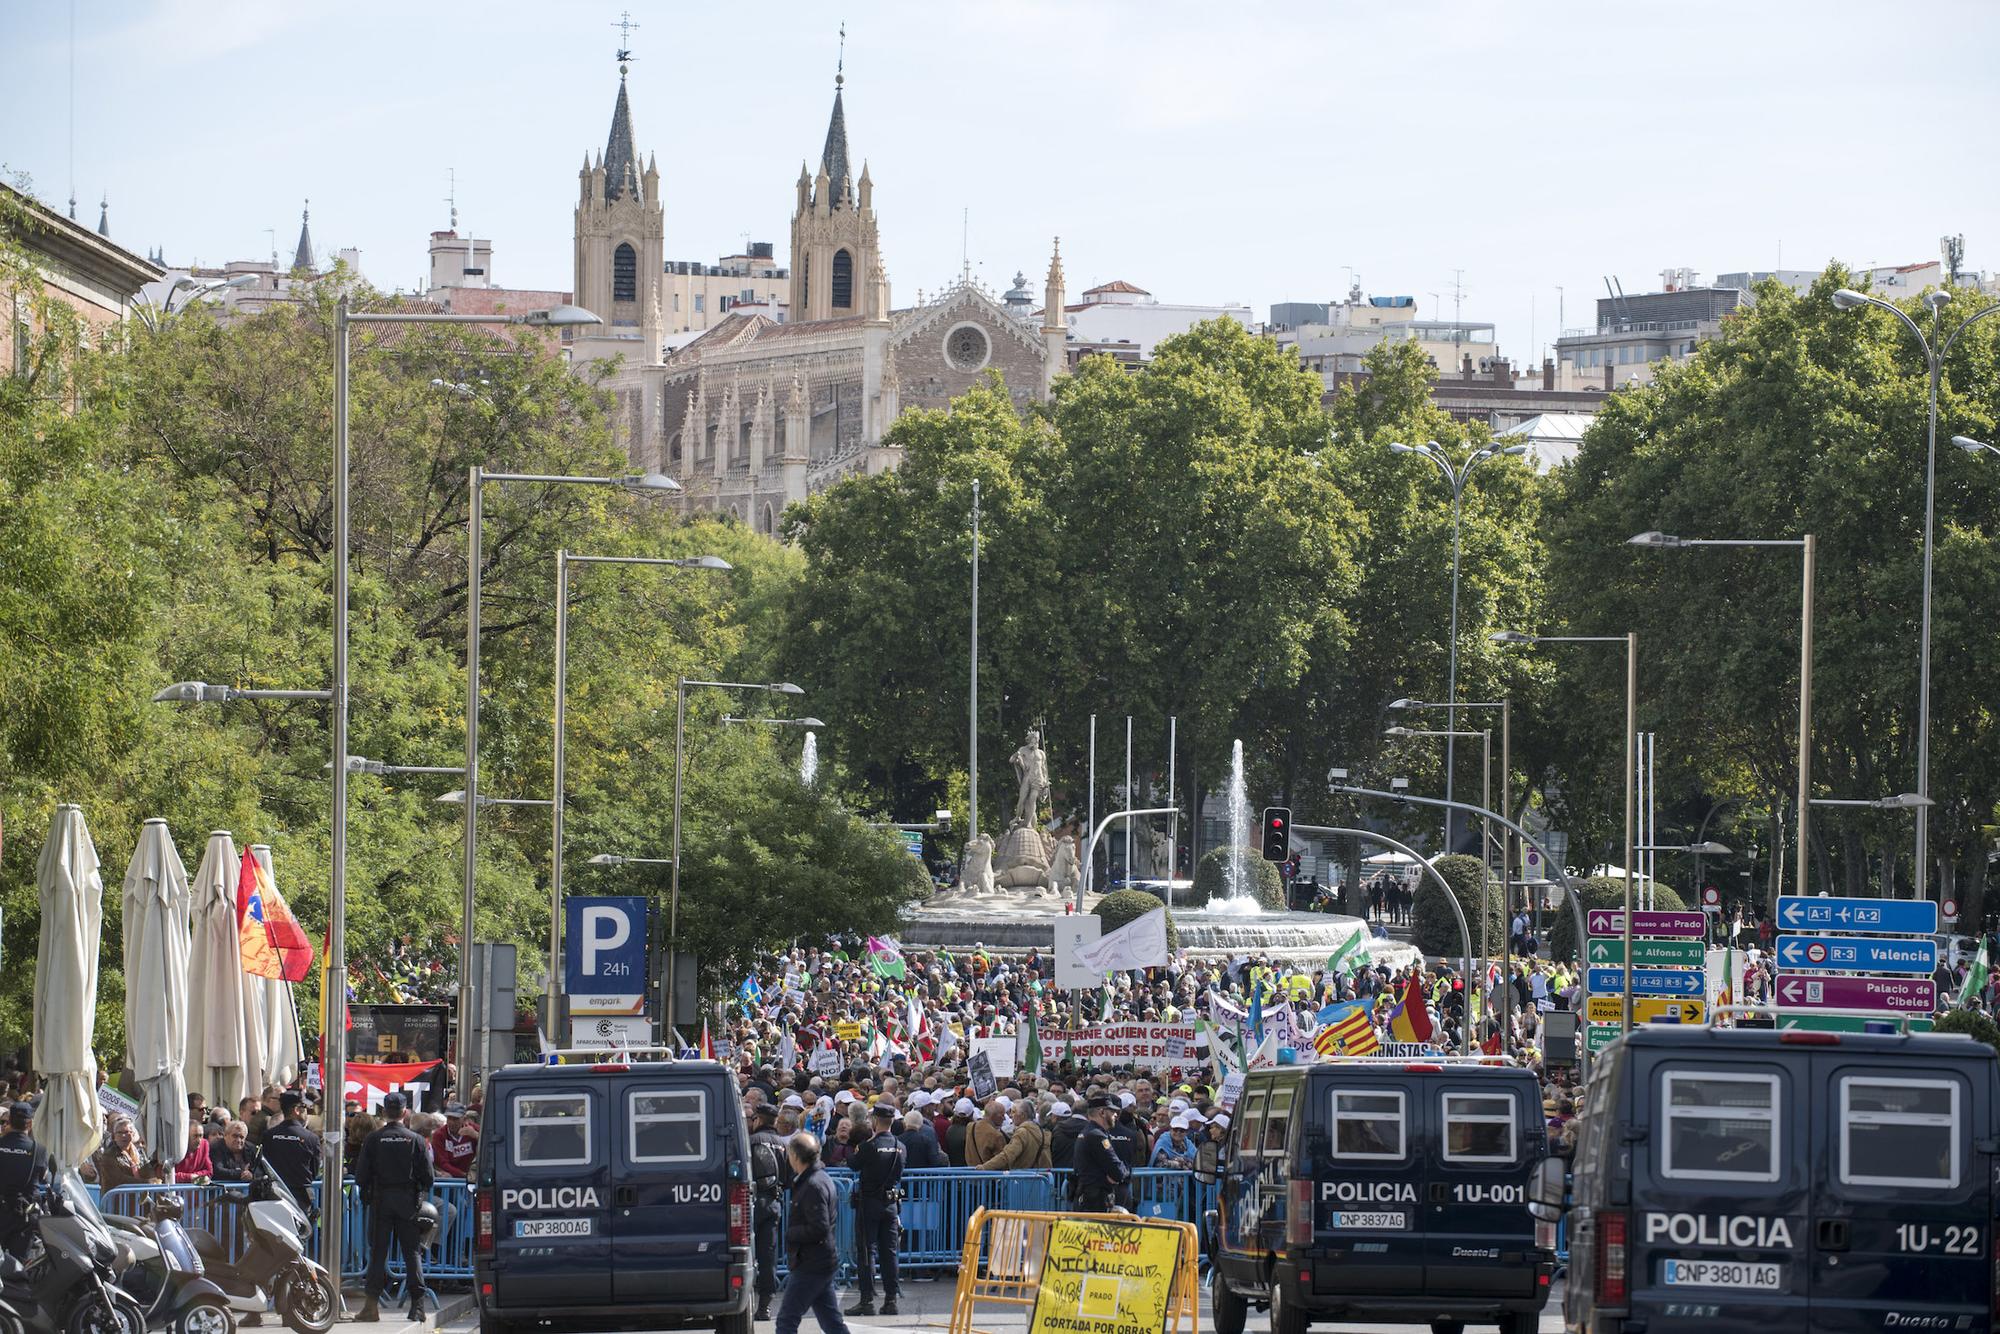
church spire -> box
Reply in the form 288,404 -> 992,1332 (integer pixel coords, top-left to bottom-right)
292,200 -> 315,273
603,71 -> 639,202
96,194 -> 110,237
817,24 -> 851,210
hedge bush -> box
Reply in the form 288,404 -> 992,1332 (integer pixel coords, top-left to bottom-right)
1545,876 -> 1688,962
1188,846 -> 1286,911
1095,888 -> 1179,951
1931,1007 -> 2000,1057
1412,854 -> 1507,959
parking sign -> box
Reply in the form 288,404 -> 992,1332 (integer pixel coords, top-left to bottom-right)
566,896 -> 648,1015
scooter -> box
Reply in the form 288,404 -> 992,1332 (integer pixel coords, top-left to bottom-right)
0,1171 -> 147,1334
175,1162 -> 333,1334
101,1199 -> 234,1334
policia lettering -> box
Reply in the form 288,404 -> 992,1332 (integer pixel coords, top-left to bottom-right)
1643,1213 -> 1795,1249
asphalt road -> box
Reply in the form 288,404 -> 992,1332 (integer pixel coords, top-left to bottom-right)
443,1275 -> 1570,1333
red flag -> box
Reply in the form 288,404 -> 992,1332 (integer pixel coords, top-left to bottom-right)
237,851 -> 314,982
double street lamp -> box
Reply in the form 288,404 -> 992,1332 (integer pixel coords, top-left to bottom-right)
1390,439 -> 1527,851
1830,286 -> 2000,901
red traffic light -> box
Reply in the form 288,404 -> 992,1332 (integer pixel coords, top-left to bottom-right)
1270,817 -> 1283,828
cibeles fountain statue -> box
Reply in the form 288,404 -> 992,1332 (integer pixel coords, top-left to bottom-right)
945,728 -> 1079,905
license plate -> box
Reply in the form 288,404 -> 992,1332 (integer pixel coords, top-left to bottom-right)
515,1217 -> 593,1239
1328,1211 -> 1407,1230
1662,1258 -> 1784,1290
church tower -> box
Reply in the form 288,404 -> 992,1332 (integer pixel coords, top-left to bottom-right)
575,53 -> 665,354
788,51 -> 887,324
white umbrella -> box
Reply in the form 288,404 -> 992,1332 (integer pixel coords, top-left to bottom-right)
34,804 -> 104,1169
185,830 -> 250,1112
122,819 -> 191,1170
250,845 -> 303,1085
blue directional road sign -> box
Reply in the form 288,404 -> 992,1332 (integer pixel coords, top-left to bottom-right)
565,895 -> 649,1015
1588,966 -> 1704,997
1774,934 -> 1938,974
1777,895 -> 1937,936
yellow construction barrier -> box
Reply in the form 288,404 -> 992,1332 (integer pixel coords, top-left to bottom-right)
948,1209 -> 1200,1334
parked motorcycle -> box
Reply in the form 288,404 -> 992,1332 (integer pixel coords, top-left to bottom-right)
101,1199 -> 234,1334
174,1162 -> 333,1334
0,1171 -> 147,1334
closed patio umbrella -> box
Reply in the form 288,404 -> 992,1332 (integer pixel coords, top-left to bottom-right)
122,818 -> 191,1170
185,830 -> 250,1111
34,804 -> 104,1169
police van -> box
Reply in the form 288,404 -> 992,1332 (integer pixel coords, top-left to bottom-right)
472,1052 -> 754,1334
1531,1020 -> 2000,1333
1209,1056 -> 1555,1334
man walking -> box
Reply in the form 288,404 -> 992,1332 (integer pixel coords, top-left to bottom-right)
845,1102 -> 904,1317
777,1133 -> 850,1334
352,1092 -> 435,1323
747,1103 -> 787,1321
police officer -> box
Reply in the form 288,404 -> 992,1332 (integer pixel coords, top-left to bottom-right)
1068,1094 -> 1130,1213
352,1092 -> 435,1323
0,1102 -> 49,1260
260,1091 -> 322,1222
747,1102 -> 787,1321
844,1102 -> 904,1317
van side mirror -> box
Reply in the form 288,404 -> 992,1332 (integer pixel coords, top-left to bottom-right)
1526,1156 -> 1568,1221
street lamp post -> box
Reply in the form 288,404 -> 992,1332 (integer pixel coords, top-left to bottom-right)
668,679 -> 804,1038
1389,440 -> 1528,852
1495,629 -> 1640,1032
969,478 -> 980,846
548,553 -> 729,1035
1831,287 -> 2000,901
1388,724 -> 1498,1034
1631,532 -> 1815,897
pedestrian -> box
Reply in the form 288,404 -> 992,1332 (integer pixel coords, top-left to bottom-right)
261,1091 -> 322,1218
427,1103 -> 478,1179
0,1102 -> 49,1260
985,1101 -> 1050,1170
965,1098 -> 1007,1168
352,1091 -> 435,1323
747,1103 -> 787,1322
776,1133 -> 850,1334
1068,1094 -> 1129,1213
897,1108 -> 946,1169
844,1103 -> 904,1317
1149,1116 -> 1198,1169
92,1115 -> 164,1191
174,1122 -> 213,1183
944,1097 -> 975,1166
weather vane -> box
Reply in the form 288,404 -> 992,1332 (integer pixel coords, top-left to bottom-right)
613,10 -> 640,70
836,20 -> 845,86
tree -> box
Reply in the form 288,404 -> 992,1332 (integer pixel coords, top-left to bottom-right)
1189,847 -> 1285,910
1411,854 -> 1505,960
1095,889 -> 1178,952
1545,877 -> 1688,963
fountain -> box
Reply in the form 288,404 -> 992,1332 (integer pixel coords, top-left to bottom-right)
800,731 -> 819,786
1218,738 -> 1257,910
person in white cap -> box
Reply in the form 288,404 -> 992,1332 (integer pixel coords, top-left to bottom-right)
1149,1114 -> 1197,1169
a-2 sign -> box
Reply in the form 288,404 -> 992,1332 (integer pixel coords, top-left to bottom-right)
566,895 -> 648,1016
1776,895 -> 1937,936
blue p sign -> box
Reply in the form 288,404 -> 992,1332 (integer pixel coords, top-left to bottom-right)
565,896 -> 648,1013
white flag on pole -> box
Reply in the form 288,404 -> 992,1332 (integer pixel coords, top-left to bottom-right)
1071,906 -> 1171,974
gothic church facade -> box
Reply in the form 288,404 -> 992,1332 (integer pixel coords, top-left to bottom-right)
570,64 -> 1066,535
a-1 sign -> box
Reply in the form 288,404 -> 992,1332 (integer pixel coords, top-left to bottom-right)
1586,938 -> 1705,968
565,896 -> 648,1016
1776,895 -> 1937,936
1586,909 -> 1707,938
1774,934 -> 1937,975
1585,997 -> 1706,1025
1774,973 -> 1937,1013
1587,966 -> 1704,997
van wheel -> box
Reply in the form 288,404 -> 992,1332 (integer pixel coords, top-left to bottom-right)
1211,1277 -> 1248,1334
1270,1280 -> 1308,1334
718,1306 -> 754,1334
1426,1323 -> 1464,1334
1497,1316 -> 1537,1334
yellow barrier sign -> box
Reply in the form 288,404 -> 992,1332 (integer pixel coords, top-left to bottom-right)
1028,1218 -> 1184,1334
1585,996 -> 1706,1025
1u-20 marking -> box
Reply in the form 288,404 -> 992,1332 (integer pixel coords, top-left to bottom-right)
672,1183 -> 723,1204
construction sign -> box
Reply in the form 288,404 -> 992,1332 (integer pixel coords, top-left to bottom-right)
1028,1217 -> 1185,1334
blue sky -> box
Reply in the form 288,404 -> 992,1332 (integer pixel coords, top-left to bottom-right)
5,0 -> 1996,364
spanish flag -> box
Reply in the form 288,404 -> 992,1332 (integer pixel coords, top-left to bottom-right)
1386,972 -> 1435,1045
237,850 -> 314,982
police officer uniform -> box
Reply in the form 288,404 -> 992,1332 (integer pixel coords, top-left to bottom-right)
747,1104 -> 787,1320
844,1104 -> 904,1317
1068,1095 -> 1130,1214
260,1091 -> 322,1221
352,1092 -> 435,1322
0,1102 -> 49,1261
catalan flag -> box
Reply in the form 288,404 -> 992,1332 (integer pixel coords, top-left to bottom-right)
1386,972 -> 1435,1045
237,850 -> 314,983
1315,1002 -> 1380,1057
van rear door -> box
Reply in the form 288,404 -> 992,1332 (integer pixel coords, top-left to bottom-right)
1807,1054 -> 1988,1333
1310,1079 -> 1424,1298
1629,1057 -> 1809,1330
1422,1077 -> 1540,1300
610,1078 -> 731,1304
492,1081 -> 612,1307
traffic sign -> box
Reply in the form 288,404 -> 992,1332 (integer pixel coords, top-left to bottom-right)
1776,895 -> 1937,936
1586,997 -> 1706,1025
1586,908 -> 1707,938
1774,934 -> 1937,974
1702,886 -> 1720,906
1944,898 -> 1960,924
1585,1024 -> 1622,1054
1589,966 -> 1704,997
1777,1012 -> 1934,1034
565,895 -> 649,1015
1586,937 -> 1705,968
1774,973 -> 1937,1013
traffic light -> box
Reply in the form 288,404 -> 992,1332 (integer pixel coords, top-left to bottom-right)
1261,807 -> 1291,862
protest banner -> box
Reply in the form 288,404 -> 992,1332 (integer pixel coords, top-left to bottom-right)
1028,1217 -> 1185,1334
1032,1023 -> 1204,1072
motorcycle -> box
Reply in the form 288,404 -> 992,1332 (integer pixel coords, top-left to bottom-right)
100,1198 -> 233,1334
175,1162 -> 333,1334
0,1171 -> 147,1334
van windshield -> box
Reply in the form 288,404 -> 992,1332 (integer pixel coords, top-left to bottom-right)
629,1089 -> 708,1164
1331,1088 -> 1405,1161
1442,1092 -> 1517,1164
1840,1077 -> 1960,1189
1660,1070 -> 1779,1183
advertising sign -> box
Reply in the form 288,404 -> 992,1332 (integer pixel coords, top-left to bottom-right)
571,1014 -> 650,1047
1776,895 -> 1937,936
565,896 -> 648,1016
347,1003 -> 452,1063
1028,1218 -> 1185,1334
1774,973 -> 1937,1013
1774,935 -> 1937,974
1587,966 -> 1704,997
